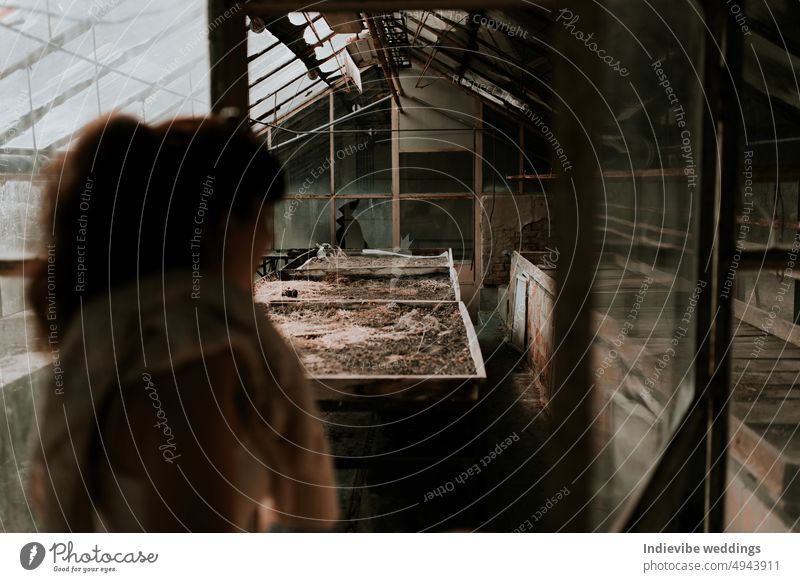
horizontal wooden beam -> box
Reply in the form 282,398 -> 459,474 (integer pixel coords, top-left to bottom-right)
244,1 -> 559,13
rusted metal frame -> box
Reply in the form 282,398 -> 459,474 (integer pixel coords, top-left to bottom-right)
251,76 -> 351,136
265,15 -> 334,87
391,100 -> 400,247
794,177 -> 800,321
455,10 -> 481,81
251,75 -> 326,113
432,10 -> 549,80
250,45 -> 305,89
246,14 -> 323,64
405,13 -> 550,110
266,93 -> 393,150
249,44 -> 349,114
304,12 -> 348,90
329,93 -> 336,238
474,99 -> 484,283
208,0 -> 249,113
408,11 -> 549,85
407,51 -> 549,134
24,66 -> 36,151
397,193 -> 474,199
243,1 -> 556,13
365,13 -> 404,112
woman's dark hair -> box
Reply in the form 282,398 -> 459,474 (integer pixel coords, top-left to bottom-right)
28,113 -> 284,334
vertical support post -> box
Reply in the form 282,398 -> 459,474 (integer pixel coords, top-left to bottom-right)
25,66 -> 36,152
188,69 -> 195,116
793,177 -> 800,322
545,0 -> 603,532
208,0 -> 249,114
45,0 -> 52,40
518,124 -> 524,195
474,99 -> 483,286
706,0 -> 743,532
91,27 -> 102,116
391,99 -> 401,248
330,92 -> 336,245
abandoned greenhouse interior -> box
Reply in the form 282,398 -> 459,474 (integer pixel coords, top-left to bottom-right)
0,0 -> 799,541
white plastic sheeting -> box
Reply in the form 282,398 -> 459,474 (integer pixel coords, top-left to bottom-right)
0,0 -> 211,151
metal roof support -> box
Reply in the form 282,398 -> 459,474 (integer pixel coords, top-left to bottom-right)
431,11 -> 549,80
405,13 -> 550,110
264,93 -> 393,150
365,14 -> 404,113
249,40 -> 344,93
407,50 -> 546,123
454,10 -> 481,81
265,15 -> 333,87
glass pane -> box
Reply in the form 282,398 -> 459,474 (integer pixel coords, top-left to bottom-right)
725,0 -> 800,532
273,197 -> 332,249
273,96 -> 331,195
733,1 -> 800,255
1,2 -> 211,150
587,0 -> 704,529
400,151 -> 474,194
482,106 -> 519,193
399,198 -> 473,260
334,198 -> 392,249
0,180 -> 45,258
523,128 -> 553,193
333,70 -> 391,195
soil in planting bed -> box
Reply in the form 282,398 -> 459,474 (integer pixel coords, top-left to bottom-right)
263,302 -> 477,376
297,253 -> 450,270
254,272 -> 455,302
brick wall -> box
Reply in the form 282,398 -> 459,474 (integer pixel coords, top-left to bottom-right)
481,193 -> 554,286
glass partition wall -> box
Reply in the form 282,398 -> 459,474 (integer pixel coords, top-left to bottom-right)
545,0 -> 711,531
548,0 -> 799,532
588,0 -> 705,528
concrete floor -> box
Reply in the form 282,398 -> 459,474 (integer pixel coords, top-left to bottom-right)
326,309 -> 550,532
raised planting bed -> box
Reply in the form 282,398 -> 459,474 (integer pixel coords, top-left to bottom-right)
254,269 -> 459,302
288,249 -> 453,277
261,300 -> 485,402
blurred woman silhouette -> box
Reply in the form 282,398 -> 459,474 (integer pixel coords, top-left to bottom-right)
27,113 -> 338,532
